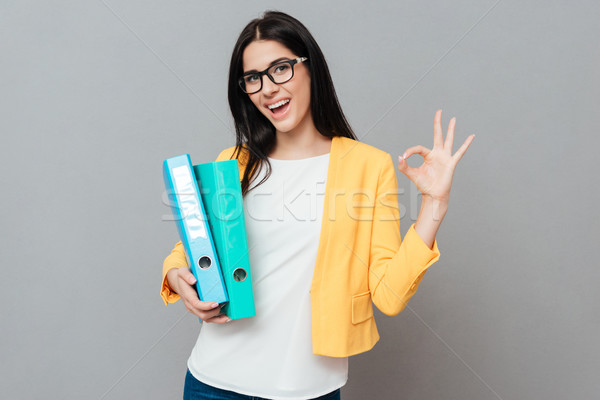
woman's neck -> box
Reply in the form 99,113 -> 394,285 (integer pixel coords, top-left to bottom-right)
270,131 -> 332,160
270,116 -> 332,160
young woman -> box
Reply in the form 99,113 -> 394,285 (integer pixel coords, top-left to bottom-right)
161,10 -> 474,400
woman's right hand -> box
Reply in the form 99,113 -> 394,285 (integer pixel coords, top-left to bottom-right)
166,267 -> 231,323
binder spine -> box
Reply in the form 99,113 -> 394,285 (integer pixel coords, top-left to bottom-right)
194,160 -> 255,320
163,155 -> 228,305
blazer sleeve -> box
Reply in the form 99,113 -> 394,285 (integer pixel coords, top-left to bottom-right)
159,147 -> 235,305
367,152 -> 441,316
160,241 -> 188,305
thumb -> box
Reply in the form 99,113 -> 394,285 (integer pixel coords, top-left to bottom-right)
178,267 -> 197,285
397,155 -> 414,180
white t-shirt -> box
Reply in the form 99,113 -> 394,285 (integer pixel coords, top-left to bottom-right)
187,152 -> 348,400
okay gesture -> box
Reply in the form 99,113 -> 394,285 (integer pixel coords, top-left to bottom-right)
397,109 -> 474,203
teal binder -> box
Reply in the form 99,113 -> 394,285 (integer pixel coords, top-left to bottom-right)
193,160 -> 256,320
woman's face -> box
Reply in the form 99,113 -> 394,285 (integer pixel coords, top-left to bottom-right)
242,40 -> 313,136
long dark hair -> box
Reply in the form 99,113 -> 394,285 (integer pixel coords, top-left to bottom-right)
227,10 -> 357,196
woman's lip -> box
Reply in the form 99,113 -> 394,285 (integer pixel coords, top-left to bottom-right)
268,99 -> 291,120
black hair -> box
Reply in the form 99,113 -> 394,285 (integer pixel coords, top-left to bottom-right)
227,10 -> 357,196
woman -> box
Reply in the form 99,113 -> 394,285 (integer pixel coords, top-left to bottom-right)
161,10 -> 474,400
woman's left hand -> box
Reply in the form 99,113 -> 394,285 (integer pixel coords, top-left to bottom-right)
397,109 -> 474,203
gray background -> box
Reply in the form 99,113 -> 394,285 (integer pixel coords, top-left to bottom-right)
1,0 -> 598,399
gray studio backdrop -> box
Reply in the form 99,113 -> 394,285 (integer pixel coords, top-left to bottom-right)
1,1 -> 598,399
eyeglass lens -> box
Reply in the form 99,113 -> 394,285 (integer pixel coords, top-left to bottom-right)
242,62 -> 294,93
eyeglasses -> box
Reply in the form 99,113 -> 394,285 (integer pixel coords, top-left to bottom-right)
238,57 -> 308,94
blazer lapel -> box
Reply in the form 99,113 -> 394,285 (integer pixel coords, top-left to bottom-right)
311,135 -> 345,291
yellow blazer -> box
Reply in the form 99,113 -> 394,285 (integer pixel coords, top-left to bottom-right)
160,136 -> 440,357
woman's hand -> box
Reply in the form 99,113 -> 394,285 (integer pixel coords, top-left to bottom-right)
166,267 -> 231,323
397,109 -> 474,203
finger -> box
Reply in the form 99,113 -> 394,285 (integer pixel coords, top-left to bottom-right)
199,306 -> 227,322
177,267 -> 197,286
444,117 -> 456,153
186,299 -> 222,319
433,109 -> 443,149
451,134 -> 475,164
397,155 -> 417,182
402,145 -> 431,160
178,282 -> 221,313
190,296 -> 222,312
204,313 -> 232,324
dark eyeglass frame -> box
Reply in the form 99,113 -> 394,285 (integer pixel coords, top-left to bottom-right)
238,57 -> 308,94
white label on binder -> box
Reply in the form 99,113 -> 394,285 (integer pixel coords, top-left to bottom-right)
172,165 -> 207,239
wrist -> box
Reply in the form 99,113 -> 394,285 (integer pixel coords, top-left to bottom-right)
422,192 -> 449,204
166,267 -> 180,295
420,195 -> 448,221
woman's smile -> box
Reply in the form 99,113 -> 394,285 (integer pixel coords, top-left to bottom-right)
265,98 -> 291,118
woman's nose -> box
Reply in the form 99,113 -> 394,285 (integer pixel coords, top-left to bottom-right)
261,76 -> 279,95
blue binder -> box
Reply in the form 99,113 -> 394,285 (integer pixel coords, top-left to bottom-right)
194,160 -> 255,320
163,154 -> 228,305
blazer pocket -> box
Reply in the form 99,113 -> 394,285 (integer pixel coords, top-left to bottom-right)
351,291 -> 374,325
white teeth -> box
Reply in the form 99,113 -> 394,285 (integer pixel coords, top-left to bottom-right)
267,99 -> 290,110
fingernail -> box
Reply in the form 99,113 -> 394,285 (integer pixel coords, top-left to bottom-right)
225,318 -> 232,323
211,303 -> 219,308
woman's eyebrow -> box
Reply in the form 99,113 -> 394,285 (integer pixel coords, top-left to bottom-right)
243,57 -> 292,74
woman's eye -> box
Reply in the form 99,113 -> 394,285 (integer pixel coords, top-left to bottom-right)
273,64 -> 290,74
245,74 -> 260,83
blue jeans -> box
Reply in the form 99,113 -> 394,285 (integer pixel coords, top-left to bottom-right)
183,369 -> 341,400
